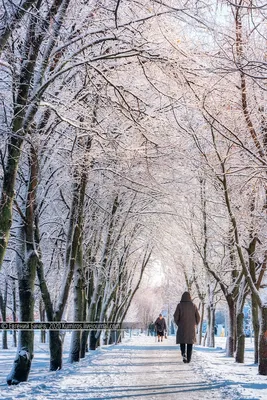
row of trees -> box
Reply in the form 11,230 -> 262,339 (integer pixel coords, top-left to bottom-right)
1,0 -> 267,385
0,0 -> 187,384
161,0 -> 267,375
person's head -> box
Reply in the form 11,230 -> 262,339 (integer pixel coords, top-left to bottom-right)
181,291 -> 191,302
159,313 -> 163,319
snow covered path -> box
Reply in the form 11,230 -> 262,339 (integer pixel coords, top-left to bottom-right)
2,332 -> 267,399
57,342 -> 223,400
0,334 -> 226,400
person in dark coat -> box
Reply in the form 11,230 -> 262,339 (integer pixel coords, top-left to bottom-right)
148,322 -> 155,336
154,314 -> 167,342
173,291 -> 200,363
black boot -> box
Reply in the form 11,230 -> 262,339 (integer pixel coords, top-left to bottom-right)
187,344 -> 193,363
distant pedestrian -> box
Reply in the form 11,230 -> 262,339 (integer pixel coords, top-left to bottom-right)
148,322 -> 155,336
173,291 -> 200,363
154,314 -> 167,342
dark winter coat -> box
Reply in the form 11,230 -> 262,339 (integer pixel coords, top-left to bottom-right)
154,316 -> 166,333
173,292 -> 200,344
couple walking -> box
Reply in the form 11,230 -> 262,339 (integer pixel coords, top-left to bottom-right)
154,314 -> 167,342
173,291 -> 200,363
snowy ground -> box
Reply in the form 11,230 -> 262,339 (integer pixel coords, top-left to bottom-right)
0,332 -> 266,399
193,337 -> 267,400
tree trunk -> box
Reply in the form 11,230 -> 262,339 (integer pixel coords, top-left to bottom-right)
7,347 -> 33,386
209,306 -> 215,348
0,280 -> 8,349
80,269 -> 93,359
103,333 -> 108,345
206,304 -> 211,347
13,330 -> 17,348
80,331 -> 89,358
7,144 -> 39,384
7,250 -> 37,384
89,295 -> 103,350
87,280 -> 103,351
206,293 -> 215,348
69,330 -> 82,362
235,278 -> 247,363
89,330 -> 99,350
40,329 -> 46,344
2,330 -> 8,350
259,306 -> 267,375
226,295 -> 236,357
0,1 -> 43,269
236,312 -> 245,363
197,302 -> 205,345
206,298 -> 215,348
11,277 -> 18,347
108,330 -> 117,345
251,293 -> 260,364
69,242 -> 84,363
202,331 -> 207,347
39,300 -> 46,343
49,330 -> 63,371
0,137 -> 23,268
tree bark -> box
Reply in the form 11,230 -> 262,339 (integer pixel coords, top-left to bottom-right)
69,242 -> 84,363
251,293 -> 259,364
235,278 -> 247,363
80,330 -> 89,358
236,312 -> 245,363
80,268 -> 94,358
259,306 -> 267,375
7,143 -> 39,384
198,302 -> 205,345
226,295 -> 236,357
0,280 -> 8,349
89,330 -> 100,350
49,331 -> 63,371
7,250 -> 37,384
206,284 -> 216,348
39,300 -> 46,344
0,137 -> 23,267
206,303 -> 211,347
11,277 -> 18,347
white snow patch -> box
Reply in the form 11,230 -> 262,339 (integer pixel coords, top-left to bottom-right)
0,332 -> 266,399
